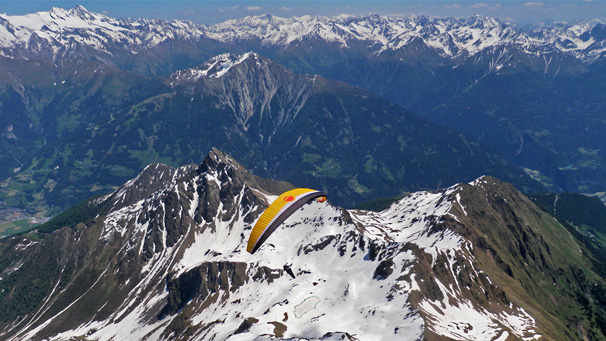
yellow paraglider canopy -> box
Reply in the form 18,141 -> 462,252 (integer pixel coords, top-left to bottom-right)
247,188 -> 326,254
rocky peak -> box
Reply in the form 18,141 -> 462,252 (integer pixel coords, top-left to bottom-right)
198,147 -> 245,175
171,52 -> 315,137
197,147 -> 291,193
170,52 -> 272,82
107,163 -> 183,212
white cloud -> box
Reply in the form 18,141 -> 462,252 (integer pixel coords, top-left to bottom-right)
470,3 -> 488,9
445,4 -> 462,9
246,6 -> 262,11
219,6 -> 239,13
179,9 -> 194,16
281,7 -> 294,11
523,2 -> 544,8
491,4 -> 502,10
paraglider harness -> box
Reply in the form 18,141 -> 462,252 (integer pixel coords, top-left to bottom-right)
283,263 -> 296,279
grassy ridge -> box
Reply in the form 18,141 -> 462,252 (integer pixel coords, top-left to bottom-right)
35,195 -> 111,234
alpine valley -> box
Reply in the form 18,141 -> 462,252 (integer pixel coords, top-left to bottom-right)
0,6 -> 605,212
0,7 -> 550,217
0,149 -> 605,340
0,6 -> 606,217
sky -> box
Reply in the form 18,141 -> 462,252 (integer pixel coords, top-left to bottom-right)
1,1 -> 605,25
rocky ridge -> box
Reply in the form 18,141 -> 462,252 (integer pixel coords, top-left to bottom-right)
0,149 -> 603,340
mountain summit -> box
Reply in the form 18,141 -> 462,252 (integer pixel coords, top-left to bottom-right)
1,150 -> 605,340
177,52 -> 258,79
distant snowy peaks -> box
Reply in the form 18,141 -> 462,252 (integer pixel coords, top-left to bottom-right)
0,5 -> 203,55
0,5 -> 116,39
206,14 -> 351,47
0,6 -> 605,62
209,14 -> 606,60
208,14 -> 512,51
48,5 -> 95,20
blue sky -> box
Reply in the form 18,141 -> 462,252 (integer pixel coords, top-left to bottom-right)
1,1 -> 605,24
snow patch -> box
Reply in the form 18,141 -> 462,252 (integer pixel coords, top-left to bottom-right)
415,277 -> 540,340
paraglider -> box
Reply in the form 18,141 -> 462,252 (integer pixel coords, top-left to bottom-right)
246,188 -> 327,254
283,264 -> 296,279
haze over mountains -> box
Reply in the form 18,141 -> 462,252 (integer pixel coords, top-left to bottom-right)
1,49 -> 540,211
0,6 -> 563,215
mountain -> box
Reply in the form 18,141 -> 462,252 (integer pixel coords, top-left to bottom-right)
0,51 -> 542,215
0,149 -> 604,340
0,6 -> 212,75
0,7 -> 604,203
323,47 -> 606,194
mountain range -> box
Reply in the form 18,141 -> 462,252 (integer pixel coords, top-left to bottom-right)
0,150 -> 606,340
1,7 -> 604,64
0,6 -> 605,220
0,149 -> 604,340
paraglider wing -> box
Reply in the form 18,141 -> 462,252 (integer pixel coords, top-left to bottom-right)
247,188 -> 326,254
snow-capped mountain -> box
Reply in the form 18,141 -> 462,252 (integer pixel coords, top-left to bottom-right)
173,52 -> 256,80
0,6 -> 604,65
169,52 -> 315,131
207,14 -> 527,58
0,5 -> 204,61
1,149 -> 604,340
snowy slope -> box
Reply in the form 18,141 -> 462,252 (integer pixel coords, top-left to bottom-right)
170,52 -> 257,81
0,6 -> 604,63
7,149 -> 546,341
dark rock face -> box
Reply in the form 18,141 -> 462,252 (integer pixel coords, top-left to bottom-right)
160,262 -> 248,318
373,258 -> 394,280
108,163 -> 181,211
234,317 -> 259,334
